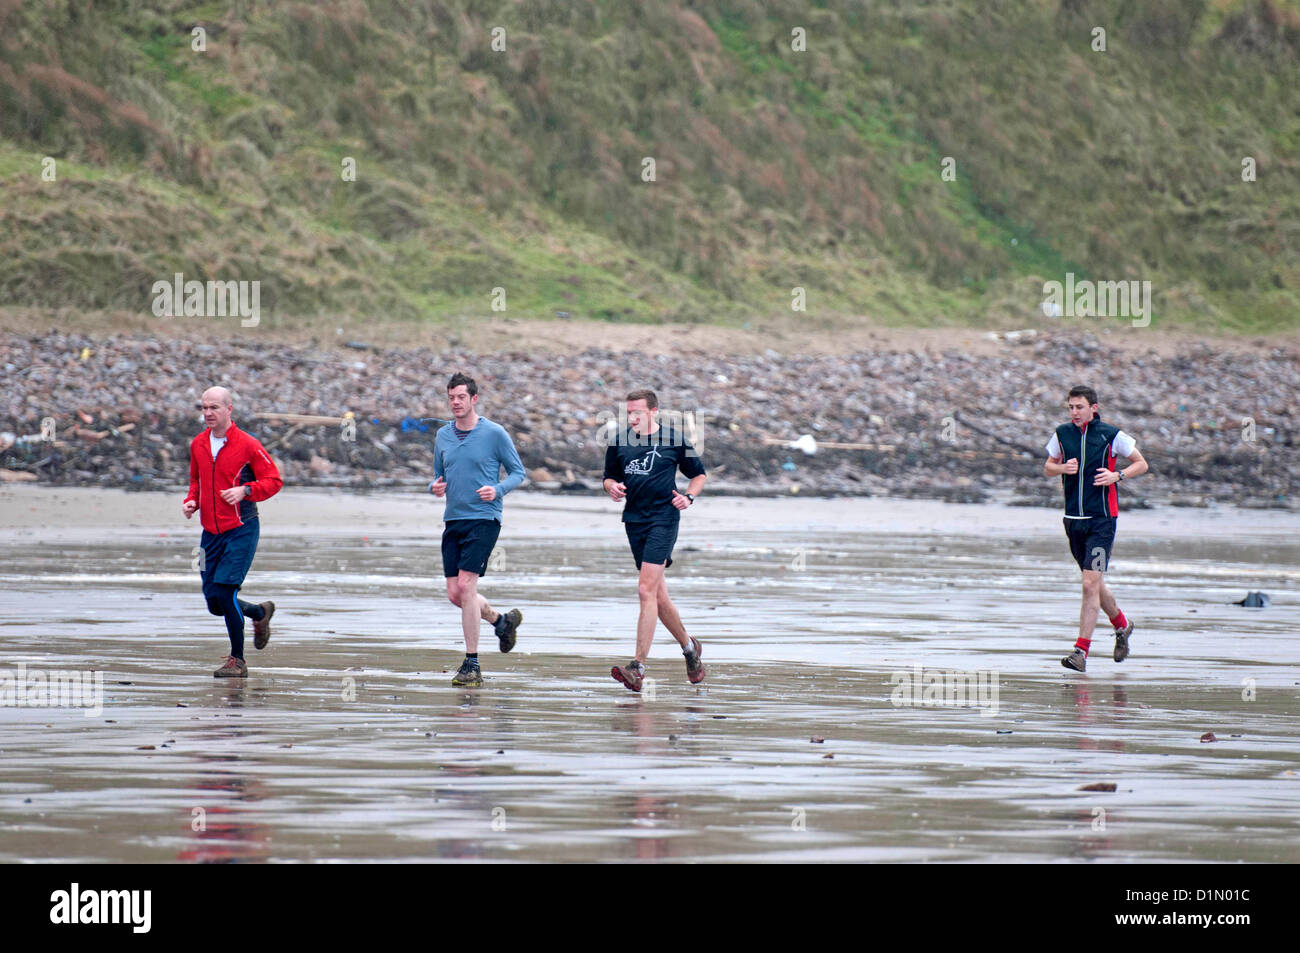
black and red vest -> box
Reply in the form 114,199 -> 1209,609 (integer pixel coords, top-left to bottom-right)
1055,417 -> 1122,518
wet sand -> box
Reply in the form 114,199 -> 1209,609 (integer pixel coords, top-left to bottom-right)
1,487 -> 1298,862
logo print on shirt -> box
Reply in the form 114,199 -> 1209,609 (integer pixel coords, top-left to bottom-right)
624,445 -> 663,475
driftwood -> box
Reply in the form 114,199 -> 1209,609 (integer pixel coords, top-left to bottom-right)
262,422 -> 305,451
253,412 -> 350,426
761,433 -> 1029,461
761,435 -> 896,452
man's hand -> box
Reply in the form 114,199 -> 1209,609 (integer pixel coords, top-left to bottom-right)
219,485 -> 249,504
1062,458 -> 1079,474
430,477 -> 447,498
671,490 -> 691,511
182,499 -> 198,519
1094,468 -> 1120,486
605,480 -> 627,502
477,485 -> 498,502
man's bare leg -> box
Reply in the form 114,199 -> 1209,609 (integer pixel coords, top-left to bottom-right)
655,575 -> 691,649
1098,579 -> 1119,623
635,562 -> 665,662
1078,570 -> 1103,643
452,571 -> 499,654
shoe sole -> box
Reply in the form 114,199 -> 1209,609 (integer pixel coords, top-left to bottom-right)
451,674 -> 483,688
611,667 -> 642,692
1061,654 -> 1086,672
685,637 -> 706,684
254,601 -> 275,650
214,669 -> 248,678
498,609 -> 521,653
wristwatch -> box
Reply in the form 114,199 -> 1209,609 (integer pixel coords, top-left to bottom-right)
1117,470 -> 1125,482
685,493 -> 695,504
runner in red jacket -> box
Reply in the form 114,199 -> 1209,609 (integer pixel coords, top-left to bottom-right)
183,386 -> 283,677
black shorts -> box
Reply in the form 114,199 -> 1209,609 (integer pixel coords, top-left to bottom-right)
625,520 -> 679,570
1064,516 -> 1116,573
442,519 -> 501,577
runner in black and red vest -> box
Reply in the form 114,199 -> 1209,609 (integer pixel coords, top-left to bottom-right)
1044,385 -> 1148,672
183,386 -> 283,678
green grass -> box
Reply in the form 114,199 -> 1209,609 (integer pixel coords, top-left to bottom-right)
0,0 -> 1296,333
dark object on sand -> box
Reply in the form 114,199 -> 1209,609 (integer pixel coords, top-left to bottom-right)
1200,732 -> 1217,743
1233,592 -> 1271,607
1079,782 -> 1117,792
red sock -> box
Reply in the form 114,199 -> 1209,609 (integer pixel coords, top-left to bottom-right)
1109,610 -> 1128,630
1074,637 -> 1092,654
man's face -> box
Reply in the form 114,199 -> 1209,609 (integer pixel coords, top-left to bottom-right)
200,391 -> 232,431
627,399 -> 657,434
448,385 -> 477,420
1067,396 -> 1097,427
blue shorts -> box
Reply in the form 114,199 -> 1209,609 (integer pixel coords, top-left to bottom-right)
625,520 -> 679,570
199,518 -> 260,590
442,519 -> 501,577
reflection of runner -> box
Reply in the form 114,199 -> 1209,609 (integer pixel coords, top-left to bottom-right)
603,389 -> 708,692
429,373 -> 526,688
1044,386 -> 1148,672
183,387 -> 282,678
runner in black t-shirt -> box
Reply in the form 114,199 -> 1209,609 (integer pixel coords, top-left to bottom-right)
602,389 -> 708,692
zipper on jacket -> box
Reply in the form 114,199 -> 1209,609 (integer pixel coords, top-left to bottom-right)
211,444 -> 219,531
1078,422 -> 1087,517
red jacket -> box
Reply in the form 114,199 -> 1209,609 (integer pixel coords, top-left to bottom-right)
185,423 -> 283,534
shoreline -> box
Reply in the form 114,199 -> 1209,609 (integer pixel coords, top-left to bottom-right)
3,327 -> 1295,506
5,484 -> 1299,542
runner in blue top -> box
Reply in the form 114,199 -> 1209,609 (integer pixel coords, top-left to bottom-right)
1044,385 -> 1148,672
428,372 -> 527,687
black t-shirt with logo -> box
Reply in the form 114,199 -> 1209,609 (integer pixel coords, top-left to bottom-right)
603,425 -> 706,524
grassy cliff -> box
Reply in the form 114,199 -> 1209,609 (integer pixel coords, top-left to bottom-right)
1,0 -> 1296,333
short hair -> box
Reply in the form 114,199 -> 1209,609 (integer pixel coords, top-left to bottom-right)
447,373 -> 478,396
1067,385 -> 1098,407
626,388 -> 658,410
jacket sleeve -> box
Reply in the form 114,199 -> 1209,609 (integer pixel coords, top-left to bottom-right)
242,437 -> 283,501
494,427 -> 527,497
185,439 -> 200,504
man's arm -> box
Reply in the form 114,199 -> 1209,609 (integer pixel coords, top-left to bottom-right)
494,428 -> 527,498
428,432 -> 447,495
185,442 -> 199,504
183,442 -> 200,517
672,472 -> 707,510
241,440 -> 283,501
602,444 -> 627,501
1042,432 -> 1077,478
1044,454 -> 1078,477
1095,446 -> 1148,485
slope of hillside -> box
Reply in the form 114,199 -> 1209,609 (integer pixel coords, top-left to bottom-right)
1,0 -> 1296,332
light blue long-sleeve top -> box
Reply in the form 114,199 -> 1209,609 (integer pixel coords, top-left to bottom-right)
432,417 -> 527,522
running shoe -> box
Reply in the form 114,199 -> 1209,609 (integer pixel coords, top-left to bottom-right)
495,608 -> 522,653
683,637 -> 706,684
1113,619 -> 1133,662
214,656 -> 248,678
253,601 -> 275,650
1061,647 -> 1087,672
611,661 -> 645,692
452,659 -> 483,688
